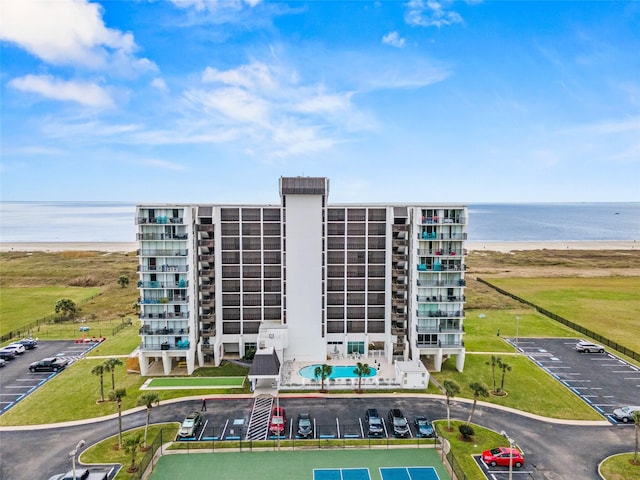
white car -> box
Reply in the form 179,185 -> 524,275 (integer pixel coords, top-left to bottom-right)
0,358 -> 6,367
575,340 -> 605,353
3,343 -> 26,355
612,406 -> 640,423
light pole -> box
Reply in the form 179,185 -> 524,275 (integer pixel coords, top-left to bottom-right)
500,430 -> 514,480
69,439 -> 85,479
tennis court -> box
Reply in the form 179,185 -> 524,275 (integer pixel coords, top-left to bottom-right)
149,449 -> 450,480
314,467 -> 439,480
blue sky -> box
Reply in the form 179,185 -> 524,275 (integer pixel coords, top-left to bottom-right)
1,0 -> 639,204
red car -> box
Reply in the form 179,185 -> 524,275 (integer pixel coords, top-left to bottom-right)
482,447 -> 524,468
269,407 -> 286,435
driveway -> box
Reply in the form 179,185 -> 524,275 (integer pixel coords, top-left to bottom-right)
0,396 -> 633,480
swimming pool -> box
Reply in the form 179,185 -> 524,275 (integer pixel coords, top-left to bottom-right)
299,364 -> 378,380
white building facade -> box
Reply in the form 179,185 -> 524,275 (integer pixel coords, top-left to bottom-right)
135,177 -> 467,375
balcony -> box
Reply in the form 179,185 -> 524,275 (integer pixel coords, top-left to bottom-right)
416,324 -> 464,334
137,233 -> 189,241
140,311 -> 189,319
139,249 -> 188,257
138,264 -> 188,273
138,280 -> 188,289
136,216 -> 184,225
416,340 -> 464,349
417,310 -> 464,319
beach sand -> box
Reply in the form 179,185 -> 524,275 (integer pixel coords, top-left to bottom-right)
0,240 -> 637,253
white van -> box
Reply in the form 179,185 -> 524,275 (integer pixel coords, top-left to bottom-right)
612,406 -> 640,423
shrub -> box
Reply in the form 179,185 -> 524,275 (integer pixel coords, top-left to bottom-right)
459,424 -> 475,439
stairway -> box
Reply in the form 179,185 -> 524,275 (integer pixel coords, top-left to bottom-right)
245,394 -> 273,440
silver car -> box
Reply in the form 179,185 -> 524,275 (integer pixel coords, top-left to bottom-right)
612,406 -> 640,423
178,411 -> 203,437
575,340 -> 605,353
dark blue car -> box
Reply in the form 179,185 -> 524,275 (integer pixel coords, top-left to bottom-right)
414,416 -> 435,438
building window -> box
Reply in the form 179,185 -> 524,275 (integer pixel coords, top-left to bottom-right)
347,341 -> 365,354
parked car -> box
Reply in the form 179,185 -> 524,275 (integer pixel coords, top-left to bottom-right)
47,467 -> 109,480
0,358 -> 6,367
3,343 -> 26,355
269,406 -> 286,436
365,408 -> 384,437
178,411 -> 202,438
482,447 -> 525,468
612,405 -> 640,423
575,340 -> 605,353
18,338 -> 38,349
387,408 -> 410,437
0,349 -> 17,361
297,413 -> 313,438
414,416 -> 435,438
28,357 -> 70,372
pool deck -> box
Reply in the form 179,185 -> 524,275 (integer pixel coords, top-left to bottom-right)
280,353 -> 399,390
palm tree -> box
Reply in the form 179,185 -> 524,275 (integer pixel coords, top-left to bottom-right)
103,357 -> 124,390
443,379 -> 461,431
109,388 -> 127,448
91,364 -> 106,402
117,275 -> 129,288
466,382 -> 489,426
498,359 -> 512,393
353,362 -> 371,393
486,355 -> 499,393
136,392 -> 160,448
632,410 -> 640,465
123,432 -> 143,472
314,364 -> 333,392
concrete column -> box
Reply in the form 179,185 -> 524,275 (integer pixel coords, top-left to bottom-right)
162,352 -> 172,375
186,349 -> 196,375
455,350 -> 466,372
433,349 -> 443,372
139,353 -> 150,376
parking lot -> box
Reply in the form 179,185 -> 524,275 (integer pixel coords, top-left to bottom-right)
509,337 -> 640,424
175,397 -> 440,442
0,339 -> 97,413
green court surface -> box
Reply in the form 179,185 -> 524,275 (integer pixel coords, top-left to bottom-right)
149,448 -> 451,480
144,377 -> 245,389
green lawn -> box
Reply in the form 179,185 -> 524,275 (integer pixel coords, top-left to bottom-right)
599,453 -> 640,480
146,377 -> 246,388
485,277 -> 640,352
81,423 -> 179,480
88,324 -> 141,356
0,359 -> 250,426
464,308 -> 578,352
0,286 -> 101,337
434,420 -> 510,480
428,353 -> 602,420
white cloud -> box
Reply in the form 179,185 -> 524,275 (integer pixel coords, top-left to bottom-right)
404,0 -> 463,28
0,0 -> 155,74
140,158 -> 186,171
8,75 -> 114,108
202,62 -> 277,91
382,31 -> 406,48
170,0 -> 261,12
151,78 -> 168,91
295,93 -> 354,114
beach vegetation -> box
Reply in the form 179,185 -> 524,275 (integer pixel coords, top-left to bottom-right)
117,275 -> 129,288
54,298 -> 77,319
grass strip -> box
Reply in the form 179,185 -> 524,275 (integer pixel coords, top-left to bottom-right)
147,377 -> 245,388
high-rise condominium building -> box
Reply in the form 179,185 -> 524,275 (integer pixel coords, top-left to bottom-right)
136,177 -> 467,376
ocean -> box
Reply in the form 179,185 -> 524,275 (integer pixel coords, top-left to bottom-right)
0,201 -> 638,243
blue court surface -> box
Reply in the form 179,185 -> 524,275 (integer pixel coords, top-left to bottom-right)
314,468 -> 371,480
380,467 -> 440,480
313,467 -> 439,480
